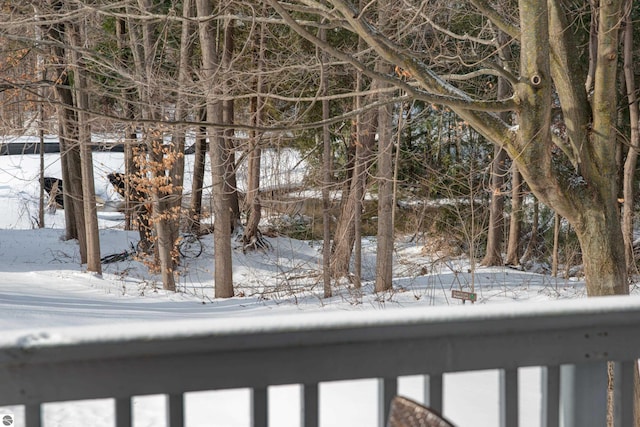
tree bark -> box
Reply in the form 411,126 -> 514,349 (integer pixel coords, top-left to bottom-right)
481,146 -> 507,266
168,0 -> 196,248
375,96 -> 394,292
574,205 -> 627,296
482,26 -> 512,267
551,213 -> 560,277
221,10 -> 240,231
43,3 -> 87,262
622,5 -> 639,274
514,0 -> 627,296
189,115 -> 207,234
330,108 -> 375,279
243,141 -> 263,247
136,0 -> 175,291
505,166 -> 523,266
116,17 -> 139,233
196,0 -> 234,298
352,31 -> 367,289
69,21 -> 101,274
373,0 -> 395,293
319,24 -> 333,298
122,9 -> 154,249
241,10 -> 268,252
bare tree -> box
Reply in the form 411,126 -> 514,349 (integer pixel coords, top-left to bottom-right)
480,6 -> 513,268
330,106 -> 376,281
329,80 -> 384,283
622,2 -> 639,274
128,0 -> 178,291
115,16 -> 139,234
374,1 -> 394,292
221,5 -> 240,231
319,24 -> 333,298
505,165 -> 523,266
481,145 -> 507,266
241,7 -> 269,252
196,0 -> 234,298
189,113 -> 208,234
169,0 -> 197,249
42,0 -> 87,262
69,18 -> 101,274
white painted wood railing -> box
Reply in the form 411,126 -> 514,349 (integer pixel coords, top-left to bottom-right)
1,295 -> 639,427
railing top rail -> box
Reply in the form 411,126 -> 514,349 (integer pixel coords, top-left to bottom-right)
2,295 -> 640,359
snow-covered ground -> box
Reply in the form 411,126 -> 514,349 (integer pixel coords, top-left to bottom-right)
0,142 -> 618,426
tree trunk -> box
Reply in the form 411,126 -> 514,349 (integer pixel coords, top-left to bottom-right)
43,3 -> 86,260
243,143 -> 262,246
123,4 -> 149,249
116,17 -> 134,232
352,39 -> 366,289
505,166 -> 523,266
574,205 -> 627,296
318,24 -> 332,297
150,137 -> 177,291
123,107 -> 139,234
55,96 -> 83,245
481,146 -> 507,266
514,0 -> 628,296
521,197 -> 539,264
70,21 -> 101,274
222,11 -> 240,231
330,109 -> 375,279
136,0 -> 175,291
551,213 -> 560,277
241,10 -> 268,252
35,19 -> 45,229
196,0 -> 234,298
168,0 -> 196,248
375,97 -> 394,292
622,6 -> 639,274
189,116 -> 207,234
375,42 -> 394,293
241,97 -> 265,250
482,28 -> 512,267
64,127 -> 87,263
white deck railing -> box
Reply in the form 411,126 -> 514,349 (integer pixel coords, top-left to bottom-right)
1,295 -> 639,427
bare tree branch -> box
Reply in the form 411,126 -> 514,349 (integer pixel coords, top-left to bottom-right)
469,0 -> 520,39
264,0 -> 517,113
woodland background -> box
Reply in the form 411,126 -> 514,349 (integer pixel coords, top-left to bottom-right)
0,0 -> 638,301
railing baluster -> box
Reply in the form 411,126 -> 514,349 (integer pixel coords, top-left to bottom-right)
301,383 -> 318,427
500,368 -> 518,427
541,365 -> 560,427
425,374 -> 443,413
251,387 -> 268,427
115,397 -> 132,427
560,362 -> 607,427
613,360 -> 635,426
167,394 -> 184,427
24,404 -> 41,427
378,377 -> 397,427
